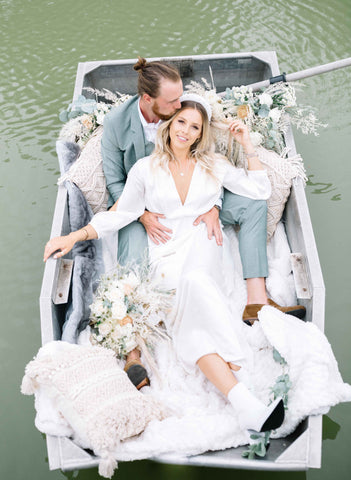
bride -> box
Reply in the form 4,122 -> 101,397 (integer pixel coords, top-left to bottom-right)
44,93 -> 285,434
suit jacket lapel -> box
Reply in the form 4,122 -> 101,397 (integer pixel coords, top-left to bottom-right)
130,100 -> 146,162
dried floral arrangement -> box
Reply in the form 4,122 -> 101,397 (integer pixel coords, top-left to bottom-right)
58,81 -> 325,154
58,88 -> 132,147
184,79 -> 326,162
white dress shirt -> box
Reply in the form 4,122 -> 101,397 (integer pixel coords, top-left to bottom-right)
137,99 -> 162,144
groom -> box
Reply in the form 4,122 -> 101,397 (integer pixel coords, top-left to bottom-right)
101,57 -> 306,328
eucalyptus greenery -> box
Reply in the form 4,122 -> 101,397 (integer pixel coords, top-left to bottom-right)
242,431 -> 271,459
59,95 -> 97,122
242,347 -> 291,460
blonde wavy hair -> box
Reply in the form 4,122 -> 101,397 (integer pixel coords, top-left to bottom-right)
151,101 -> 225,180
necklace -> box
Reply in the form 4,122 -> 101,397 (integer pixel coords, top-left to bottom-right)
174,158 -> 192,177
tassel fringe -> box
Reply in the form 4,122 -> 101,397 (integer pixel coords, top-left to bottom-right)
98,452 -> 118,479
286,154 -> 308,184
21,374 -> 36,395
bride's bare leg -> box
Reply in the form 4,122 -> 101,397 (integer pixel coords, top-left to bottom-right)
198,354 -> 285,432
121,317 -> 149,389
126,348 -> 140,363
197,353 -> 240,396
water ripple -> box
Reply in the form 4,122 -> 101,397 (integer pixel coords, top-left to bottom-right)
0,0 -> 350,171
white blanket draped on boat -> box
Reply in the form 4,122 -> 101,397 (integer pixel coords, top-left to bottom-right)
32,223 -> 351,461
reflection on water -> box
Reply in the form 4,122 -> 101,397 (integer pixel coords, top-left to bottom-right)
307,175 -> 341,199
322,415 -> 341,441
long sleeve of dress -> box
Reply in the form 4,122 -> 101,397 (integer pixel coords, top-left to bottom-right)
89,162 -> 145,239
222,161 -> 271,200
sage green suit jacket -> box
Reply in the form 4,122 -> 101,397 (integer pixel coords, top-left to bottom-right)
101,95 -> 148,208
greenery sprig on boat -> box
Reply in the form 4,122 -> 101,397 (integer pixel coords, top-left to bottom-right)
242,347 -> 292,459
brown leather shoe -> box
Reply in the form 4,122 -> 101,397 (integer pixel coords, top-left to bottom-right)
242,299 -> 306,326
124,360 -> 150,390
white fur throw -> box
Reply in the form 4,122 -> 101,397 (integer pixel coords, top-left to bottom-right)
58,127 -> 108,214
21,341 -> 165,478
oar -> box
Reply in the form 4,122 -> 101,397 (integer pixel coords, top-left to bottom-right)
219,57 -> 351,94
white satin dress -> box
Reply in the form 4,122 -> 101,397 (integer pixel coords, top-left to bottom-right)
90,155 -> 271,372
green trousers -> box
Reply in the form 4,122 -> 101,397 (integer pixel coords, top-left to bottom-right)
117,191 -> 268,279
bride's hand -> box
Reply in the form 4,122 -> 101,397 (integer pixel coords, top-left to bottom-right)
228,119 -> 252,149
43,234 -> 76,262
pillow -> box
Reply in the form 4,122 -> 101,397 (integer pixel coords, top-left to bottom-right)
234,146 -> 306,240
256,147 -> 307,240
21,341 -> 165,478
59,126 -> 108,214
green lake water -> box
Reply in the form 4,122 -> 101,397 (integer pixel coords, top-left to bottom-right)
1,0 -> 350,478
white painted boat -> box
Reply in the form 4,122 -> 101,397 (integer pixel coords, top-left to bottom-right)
40,52 -> 325,472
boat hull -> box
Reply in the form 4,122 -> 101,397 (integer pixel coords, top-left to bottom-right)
40,51 -> 325,472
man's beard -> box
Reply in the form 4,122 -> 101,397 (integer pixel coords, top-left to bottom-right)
152,102 -> 177,121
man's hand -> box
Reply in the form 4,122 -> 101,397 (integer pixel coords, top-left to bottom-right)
139,211 -> 173,245
193,207 -> 223,246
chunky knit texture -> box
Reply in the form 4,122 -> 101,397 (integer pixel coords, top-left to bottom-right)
257,146 -> 307,240
58,127 -> 108,214
21,341 -> 165,478
235,146 -> 307,240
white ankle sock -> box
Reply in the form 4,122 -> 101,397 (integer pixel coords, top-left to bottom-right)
227,383 -> 283,432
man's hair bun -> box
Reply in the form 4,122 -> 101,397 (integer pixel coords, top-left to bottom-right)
133,56 -> 181,98
134,56 -> 148,72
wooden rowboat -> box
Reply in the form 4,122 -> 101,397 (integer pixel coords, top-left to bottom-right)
40,52 -> 325,472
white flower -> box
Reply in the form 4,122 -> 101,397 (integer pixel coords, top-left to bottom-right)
111,327 -> 121,342
124,337 -> 138,353
111,323 -> 133,341
249,131 -> 264,146
105,285 -> 124,303
111,301 -> 127,320
98,321 -> 113,336
95,111 -> 106,125
258,93 -> 273,107
204,90 -> 220,104
94,103 -> 110,125
269,108 -> 282,123
120,272 -> 140,295
90,299 -> 106,317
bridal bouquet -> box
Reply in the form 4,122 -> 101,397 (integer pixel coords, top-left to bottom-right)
89,265 -> 173,358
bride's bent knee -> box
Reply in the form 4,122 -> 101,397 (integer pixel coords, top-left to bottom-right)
228,362 -> 241,372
